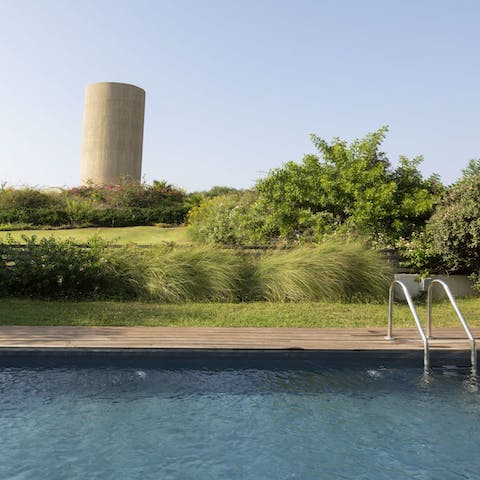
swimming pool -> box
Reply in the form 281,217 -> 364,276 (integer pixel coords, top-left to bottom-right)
0,352 -> 478,479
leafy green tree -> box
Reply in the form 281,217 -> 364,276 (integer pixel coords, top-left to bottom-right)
254,127 -> 443,244
427,160 -> 480,272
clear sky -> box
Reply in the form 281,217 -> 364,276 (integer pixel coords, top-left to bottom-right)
0,0 -> 479,191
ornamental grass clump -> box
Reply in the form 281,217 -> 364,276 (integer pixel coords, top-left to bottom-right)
253,242 -> 390,302
100,244 -> 151,299
141,246 -> 246,302
0,237 -> 390,303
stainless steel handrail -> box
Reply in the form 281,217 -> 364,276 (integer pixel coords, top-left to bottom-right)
427,279 -> 477,373
386,280 -> 430,372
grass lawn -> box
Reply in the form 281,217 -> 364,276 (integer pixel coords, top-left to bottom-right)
1,298 -> 479,328
0,226 -> 190,245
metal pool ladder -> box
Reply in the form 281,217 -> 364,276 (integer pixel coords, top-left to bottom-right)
427,279 -> 477,374
386,280 -> 429,372
386,279 -> 477,374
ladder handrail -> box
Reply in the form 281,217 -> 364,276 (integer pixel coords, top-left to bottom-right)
427,279 -> 477,372
387,280 -> 429,372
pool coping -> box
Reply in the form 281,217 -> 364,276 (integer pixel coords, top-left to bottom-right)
0,326 -> 478,369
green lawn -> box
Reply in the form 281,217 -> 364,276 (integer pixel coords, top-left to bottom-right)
0,226 -> 190,245
1,298 -> 479,328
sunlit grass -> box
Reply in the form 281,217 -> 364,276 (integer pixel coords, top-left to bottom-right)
0,226 -> 190,245
1,298 -> 479,328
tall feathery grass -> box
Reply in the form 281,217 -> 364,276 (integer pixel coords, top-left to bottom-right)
0,237 -> 391,302
253,242 -> 390,302
114,241 -> 390,303
144,246 -> 245,302
104,244 -> 246,302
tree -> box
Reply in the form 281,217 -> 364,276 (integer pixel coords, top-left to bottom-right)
428,160 -> 480,272
254,127 -> 443,244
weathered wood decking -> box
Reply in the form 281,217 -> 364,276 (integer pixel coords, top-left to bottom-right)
0,326 -> 478,351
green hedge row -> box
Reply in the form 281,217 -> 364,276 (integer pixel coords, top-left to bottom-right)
0,205 -> 189,228
0,183 -> 190,227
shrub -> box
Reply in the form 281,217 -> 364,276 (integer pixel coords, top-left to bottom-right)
86,206 -> 188,227
0,236 -> 110,298
65,198 -> 96,225
0,187 -> 62,210
253,242 -> 390,302
64,181 -> 186,209
186,129 -> 443,247
187,191 -> 264,246
0,188 -> 68,226
427,161 -> 480,272
184,186 -> 244,211
254,129 -> 443,245
0,182 -> 189,228
395,231 -> 444,275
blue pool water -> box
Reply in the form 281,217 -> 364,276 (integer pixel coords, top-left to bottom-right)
0,354 -> 479,479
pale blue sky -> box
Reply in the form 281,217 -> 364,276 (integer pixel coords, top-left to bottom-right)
0,0 -> 479,190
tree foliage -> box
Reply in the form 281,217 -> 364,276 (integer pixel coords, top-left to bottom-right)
254,127 -> 443,244
187,191 -> 262,245
427,160 -> 480,272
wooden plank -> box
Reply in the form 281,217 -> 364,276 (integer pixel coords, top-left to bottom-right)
0,326 -> 478,351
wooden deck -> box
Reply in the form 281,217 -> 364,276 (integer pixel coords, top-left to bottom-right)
0,326 -> 478,351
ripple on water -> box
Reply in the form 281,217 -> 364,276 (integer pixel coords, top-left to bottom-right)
0,364 -> 479,480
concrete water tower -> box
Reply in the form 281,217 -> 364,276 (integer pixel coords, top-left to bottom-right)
80,82 -> 145,186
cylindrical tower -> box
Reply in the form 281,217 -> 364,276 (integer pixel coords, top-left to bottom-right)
80,82 -> 145,186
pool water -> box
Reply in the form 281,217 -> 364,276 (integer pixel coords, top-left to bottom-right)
1,356 -> 479,479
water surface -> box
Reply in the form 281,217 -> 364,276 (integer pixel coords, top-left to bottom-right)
1,358 -> 479,479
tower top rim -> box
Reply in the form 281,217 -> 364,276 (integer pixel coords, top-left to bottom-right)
86,82 -> 145,94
